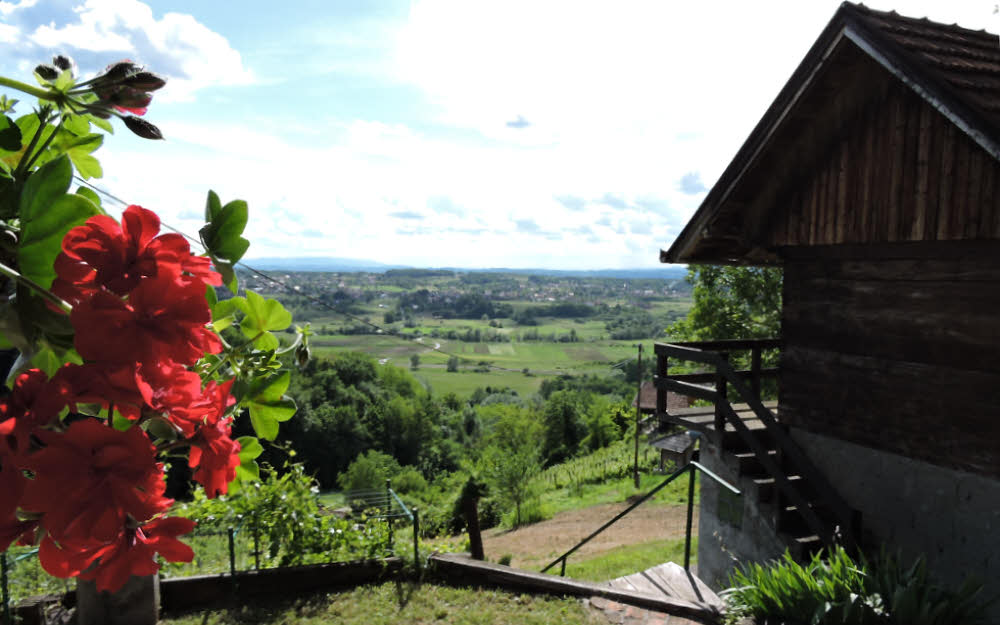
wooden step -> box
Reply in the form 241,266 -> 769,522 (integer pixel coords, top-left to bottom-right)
753,475 -> 818,504
735,449 -> 777,477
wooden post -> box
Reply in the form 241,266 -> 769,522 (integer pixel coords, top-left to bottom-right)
684,466 -> 696,572
412,507 -> 421,573
386,479 -> 394,554
751,345 -> 762,400
252,510 -> 260,571
715,352 -> 729,433
655,347 -> 667,415
634,344 -> 642,488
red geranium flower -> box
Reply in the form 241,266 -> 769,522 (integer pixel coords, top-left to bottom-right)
72,273 -> 222,368
21,419 -> 171,544
0,368 -> 68,456
53,204 -> 221,305
189,416 -> 241,498
40,516 -> 194,593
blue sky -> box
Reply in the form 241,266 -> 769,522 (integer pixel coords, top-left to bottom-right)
0,0 -> 996,269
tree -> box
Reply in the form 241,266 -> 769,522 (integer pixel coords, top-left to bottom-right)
410,354 -> 420,370
667,265 -> 782,341
481,408 -> 542,527
446,356 -> 460,372
540,390 -> 587,465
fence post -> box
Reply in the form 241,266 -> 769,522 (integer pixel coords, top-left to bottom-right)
412,507 -> 420,573
386,479 -> 394,554
634,344 -> 642,488
228,527 -> 237,597
684,465 -> 696,572
252,510 -> 261,571
2,551 -> 9,625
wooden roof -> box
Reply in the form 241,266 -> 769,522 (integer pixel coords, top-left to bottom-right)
662,2 -> 1000,265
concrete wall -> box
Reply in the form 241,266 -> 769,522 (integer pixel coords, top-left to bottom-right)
695,444 -> 787,590
792,429 -> 1000,620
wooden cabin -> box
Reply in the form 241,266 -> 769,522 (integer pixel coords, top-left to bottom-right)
657,1 -> 1000,607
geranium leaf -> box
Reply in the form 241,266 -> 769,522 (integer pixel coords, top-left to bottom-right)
87,115 -> 113,134
0,116 -> 21,152
205,190 -> 222,222
241,290 -> 291,348
19,192 -> 100,288
246,371 -> 296,440
75,186 -> 102,208
19,154 -> 71,221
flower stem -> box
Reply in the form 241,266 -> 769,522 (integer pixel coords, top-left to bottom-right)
0,76 -> 56,101
0,260 -> 72,314
13,107 -> 51,179
20,116 -> 64,173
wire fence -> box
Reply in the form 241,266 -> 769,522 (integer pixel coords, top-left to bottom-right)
1,489 -> 419,623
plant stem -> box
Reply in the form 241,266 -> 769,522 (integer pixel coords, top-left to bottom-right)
13,108 -> 51,180
0,260 -> 71,314
0,76 -> 55,101
20,116 -> 64,173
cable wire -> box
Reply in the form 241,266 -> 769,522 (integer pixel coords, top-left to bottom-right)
72,176 -> 528,374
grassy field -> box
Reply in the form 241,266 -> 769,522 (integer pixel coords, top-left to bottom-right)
162,582 -> 603,624
563,537 -> 697,582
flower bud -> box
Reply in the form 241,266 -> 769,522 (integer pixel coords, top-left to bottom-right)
109,87 -> 152,111
123,115 -> 163,140
100,60 -> 141,84
52,55 -> 77,76
123,71 -> 166,92
34,64 -> 59,81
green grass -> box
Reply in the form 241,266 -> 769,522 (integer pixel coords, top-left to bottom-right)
161,581 -> 603,624
538,471 -> 698,519
563,537 -> 697,582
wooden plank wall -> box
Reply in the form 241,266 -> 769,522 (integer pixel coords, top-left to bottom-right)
768,82 -> 1000,247
780,255 -> 1000,478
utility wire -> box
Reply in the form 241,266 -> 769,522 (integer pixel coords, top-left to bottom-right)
73,176 -> 530,375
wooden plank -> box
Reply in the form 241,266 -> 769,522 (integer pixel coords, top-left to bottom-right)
835,138 -> 848,244
912,100 -> 931,240
898,93 -> 918,242
886,92 -> 905,242
977,155 -> 995,239
936,121 -> 956,240
859,102 -> 876,242
429,553 -> 720,622
965,146 -> 983,240
656,378 -> 719,403
951,132 -> 971,240
923,103 -> 942,239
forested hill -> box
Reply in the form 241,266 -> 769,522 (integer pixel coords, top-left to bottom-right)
247,257 -> 687,280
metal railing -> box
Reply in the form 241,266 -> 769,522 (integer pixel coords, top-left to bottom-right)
653,339 -> 856,548
540,457 -> 740,577
344,481 -> 419,569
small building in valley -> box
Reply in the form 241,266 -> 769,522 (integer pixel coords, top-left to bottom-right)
657,1 -> 1000,612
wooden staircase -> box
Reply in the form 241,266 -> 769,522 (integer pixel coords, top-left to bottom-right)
653,340 -> 860,556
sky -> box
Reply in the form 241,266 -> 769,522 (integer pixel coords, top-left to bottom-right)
0,0 -> 997,269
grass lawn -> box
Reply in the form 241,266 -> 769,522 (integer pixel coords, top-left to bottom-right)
563,537 -> 697,582
161,582 -> 604,624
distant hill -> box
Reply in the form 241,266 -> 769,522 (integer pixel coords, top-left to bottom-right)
245,257 -> 687,280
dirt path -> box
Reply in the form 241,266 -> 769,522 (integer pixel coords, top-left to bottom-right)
481,502 -> 696,571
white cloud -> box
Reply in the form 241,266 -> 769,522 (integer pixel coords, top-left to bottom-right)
2,0 -> 252,100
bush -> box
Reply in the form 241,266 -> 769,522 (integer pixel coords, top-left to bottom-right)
338,450 -> 401,492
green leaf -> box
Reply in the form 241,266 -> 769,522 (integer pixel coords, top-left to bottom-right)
19,192 -> 100,288
240,290 -> 292,349
237,436 -> 263,461
19,154 -> 72,220
75,185 -> 102,208
204,190 -> 222,222
0,116 -> 21,152
245,371 -> 297,440
87,115 -> 113,134
69,151 -> 102,179
62,114 -> 90,136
